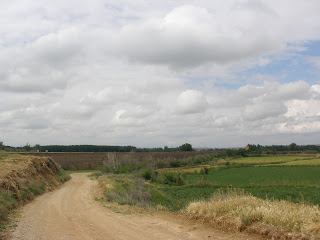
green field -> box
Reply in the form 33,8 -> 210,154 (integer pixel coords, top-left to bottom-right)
229,156 -> 313,165
185,166 -> 320,186
156,164 -> 320,210
274,158 -> 320,166
97,155 -> 320,211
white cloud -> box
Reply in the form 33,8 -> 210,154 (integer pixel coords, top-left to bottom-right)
111,4 -> 285,68
1,1 -> 320,147
176,90 -> 207,114
243,103 -> 287,121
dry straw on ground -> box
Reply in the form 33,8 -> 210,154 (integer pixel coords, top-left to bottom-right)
186,190 -> 320,239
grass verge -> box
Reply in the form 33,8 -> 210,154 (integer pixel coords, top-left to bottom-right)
98,174 -> 176,210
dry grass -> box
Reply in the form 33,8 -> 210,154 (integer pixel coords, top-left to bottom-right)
185,190 -> 320,239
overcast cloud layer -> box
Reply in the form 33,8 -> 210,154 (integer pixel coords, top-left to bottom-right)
1,0 -> 320,147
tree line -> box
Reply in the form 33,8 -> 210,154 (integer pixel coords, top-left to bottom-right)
0,142 -> 193,153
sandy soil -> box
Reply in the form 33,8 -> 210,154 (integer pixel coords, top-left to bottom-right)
10,173 -> 262,240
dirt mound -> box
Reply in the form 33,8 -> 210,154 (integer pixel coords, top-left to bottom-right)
0,156 -> 64,201
0,155 -> 70,239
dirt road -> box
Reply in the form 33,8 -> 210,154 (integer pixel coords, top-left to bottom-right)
11,173 -> 260,240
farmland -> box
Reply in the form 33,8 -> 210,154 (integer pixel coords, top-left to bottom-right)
92,154 -> 320,209
184,166 -> 320,186
275,158 -> 320,166
2,152 -> 319,239
229,155 -> 314,165
154,156 -> 320,208
95,154 -> 320,239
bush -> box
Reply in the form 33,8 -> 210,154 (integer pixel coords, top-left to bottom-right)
115,165 -> 132,174
200,167 -> 209,175
170,160 -> 183,167
162,172 -> 185,186
142,169 -> 152,180
99,166 -> 112,173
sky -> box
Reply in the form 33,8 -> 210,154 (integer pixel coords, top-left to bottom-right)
1,0 -> 320,148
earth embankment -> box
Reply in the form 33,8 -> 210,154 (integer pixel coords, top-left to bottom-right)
0,154 -> 69,238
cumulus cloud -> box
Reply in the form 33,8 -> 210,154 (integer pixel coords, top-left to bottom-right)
112,4 -> 284,68
243,103 -> 287,121
176,90 -> 207,114
1,0 -> 320,147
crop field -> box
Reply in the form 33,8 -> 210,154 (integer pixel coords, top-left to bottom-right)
81,154 -> 320,209
185,166 -> 320,186
96,154 -> 320,239
229,155 -> 313,165
153,159 -> 320,210
274,157 -> 320,166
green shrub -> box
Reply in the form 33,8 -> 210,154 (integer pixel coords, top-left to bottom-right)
170,160 -> 185,167
200,167 -> 209,175
162,172 -> 185,186
193,156 -> 208,165
99,166 -> 112,173
115,165 -> 133,174
142,169 -> 152,180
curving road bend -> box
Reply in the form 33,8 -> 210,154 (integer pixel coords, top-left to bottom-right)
11,173 -> 260,240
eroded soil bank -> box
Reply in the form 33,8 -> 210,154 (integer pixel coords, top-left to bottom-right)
0,155 -> 69,239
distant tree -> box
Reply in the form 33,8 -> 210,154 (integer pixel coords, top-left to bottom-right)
289,143 -> 297,151
179,143 -> 193,151
23,142 -> 32,152
0,141 -> 5,150
33,144 -> 41,151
